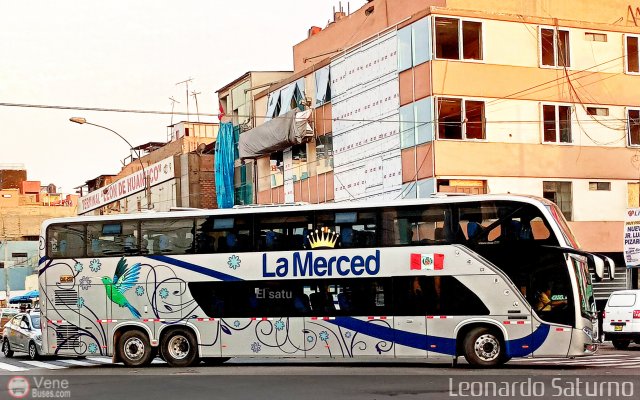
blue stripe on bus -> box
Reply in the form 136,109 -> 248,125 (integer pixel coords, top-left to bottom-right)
146,255 -> 243,282
327,318 -> 550,356
504,323 -> 550,358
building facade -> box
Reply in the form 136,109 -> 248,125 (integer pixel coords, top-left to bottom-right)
216,0 -> 640,289
77,122 -> 219,215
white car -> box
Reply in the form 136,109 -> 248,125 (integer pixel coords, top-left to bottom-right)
603,290 -> 640,350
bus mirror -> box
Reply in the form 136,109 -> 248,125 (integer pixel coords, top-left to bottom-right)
602,256 -> 615,281
590,255 -> 605,283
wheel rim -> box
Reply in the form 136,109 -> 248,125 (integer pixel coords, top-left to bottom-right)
2,341 -> 8,354
29,344 -> 36,358
168,335 -> 190,360
473,333 -> 500,362
123,337 -> 145,361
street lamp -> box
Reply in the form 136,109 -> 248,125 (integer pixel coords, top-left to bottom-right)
69,117 -> 151,210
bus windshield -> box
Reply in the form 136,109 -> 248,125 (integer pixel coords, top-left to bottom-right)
546,203 -> 580,249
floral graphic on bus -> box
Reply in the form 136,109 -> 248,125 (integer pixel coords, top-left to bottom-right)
76,297 -> 85,309
88,343 -> 98,354
251,342 -> 261,353
227,255 -> 241,270
319,331 -> 329,341
135,285 -> 145,296
159,288 -> 169,299
89,259 -> 102,273
274,320 -> 285,331
74,262 -> 83,273
79,276 -> 91,290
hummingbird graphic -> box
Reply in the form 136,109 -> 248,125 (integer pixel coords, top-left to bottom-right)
101,257 -> 142,319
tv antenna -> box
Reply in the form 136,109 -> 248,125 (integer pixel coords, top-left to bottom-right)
176,77 -> 193,121
168,96 -> 180,127
191,91 -> 201,122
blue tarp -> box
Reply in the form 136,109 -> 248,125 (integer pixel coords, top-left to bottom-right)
215,122 -> 235,208
9,290 -> 39,304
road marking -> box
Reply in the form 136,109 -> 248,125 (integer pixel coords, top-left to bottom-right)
0,361 -> 29,372
21,360 -> 67,369
57,359 -> 96,367
86,357 -> 113,364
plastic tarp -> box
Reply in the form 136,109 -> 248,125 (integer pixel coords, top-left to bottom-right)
215,123 -> 235,208
239,109 -> 313,159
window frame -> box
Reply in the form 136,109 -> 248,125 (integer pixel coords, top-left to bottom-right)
539,26 -> 572,69
627,107 -> 640,147
625,34 -> 640,75
541,103 -> 573,144
436,97 -> 486,141
433,16 -> 484,62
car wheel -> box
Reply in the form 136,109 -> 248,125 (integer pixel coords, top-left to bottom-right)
117,330 -> 154,367
2,339 -> 14,358
612,339 -> 631,350
463,327 -> 505,368
28,341 -> 39,360
160,328 -> 199,368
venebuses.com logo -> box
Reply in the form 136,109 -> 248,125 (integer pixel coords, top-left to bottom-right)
7,376 -> 71,398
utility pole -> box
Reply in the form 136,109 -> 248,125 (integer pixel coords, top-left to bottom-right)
176,78 -> 193,122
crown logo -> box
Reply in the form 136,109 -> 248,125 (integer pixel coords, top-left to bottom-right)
308,227 -> 339,249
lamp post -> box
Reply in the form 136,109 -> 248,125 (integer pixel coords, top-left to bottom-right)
69,117 -> 151,210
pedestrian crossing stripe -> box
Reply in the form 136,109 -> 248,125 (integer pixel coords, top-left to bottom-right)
0,361 -> 28,372
21,360 -> 67,369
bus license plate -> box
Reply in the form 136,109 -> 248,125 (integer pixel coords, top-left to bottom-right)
614,325 -> 623,331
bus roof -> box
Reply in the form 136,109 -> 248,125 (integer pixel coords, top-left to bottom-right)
43,194 -> 552,229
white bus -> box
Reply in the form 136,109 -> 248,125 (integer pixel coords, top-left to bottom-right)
34,194 -> 613,368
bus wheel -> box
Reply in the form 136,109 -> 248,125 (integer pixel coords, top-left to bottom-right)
2,339 -> 13,358
463,327 -> 505,368
118,330 -> 153,367
161,329 -> 199,367
612,339 -> 631,350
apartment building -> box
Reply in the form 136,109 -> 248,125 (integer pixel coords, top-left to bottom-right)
215,0 -> 640,290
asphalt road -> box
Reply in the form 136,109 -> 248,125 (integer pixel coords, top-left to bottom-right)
1,345 -> 639,399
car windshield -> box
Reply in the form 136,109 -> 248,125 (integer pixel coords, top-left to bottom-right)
30,314 -> 41,329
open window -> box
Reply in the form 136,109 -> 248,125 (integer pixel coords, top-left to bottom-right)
435,17 -> 482,61
540,28 -> 570,67
626,35 -> 640,74
628,109 -> 640,146
437,98 -> 485,140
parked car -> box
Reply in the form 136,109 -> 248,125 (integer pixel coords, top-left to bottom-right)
1,311 -> 43,360
603,289 -> 640,350
0,308 -> 18,336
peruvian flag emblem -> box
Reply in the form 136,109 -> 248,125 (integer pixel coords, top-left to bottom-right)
410,253 -> 444,270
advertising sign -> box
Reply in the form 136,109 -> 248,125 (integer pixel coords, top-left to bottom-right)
624,208 -> 640,268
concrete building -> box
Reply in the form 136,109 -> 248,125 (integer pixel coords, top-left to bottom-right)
217,0 -> 640,290
77,121 -> 219,215
216,71 -> 293,205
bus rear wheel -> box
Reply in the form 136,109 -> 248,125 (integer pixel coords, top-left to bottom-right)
463,327 -> 505,368
118,330 -> 154,367
161,328 -> 199,367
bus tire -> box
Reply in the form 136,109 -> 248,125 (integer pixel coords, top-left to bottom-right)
201,357 -> 230,365
463,327 -> 505,368
117,330 -> 154,367
2,339 -> 13,358
161,328 -> 199,367
612,339 -> 631,350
